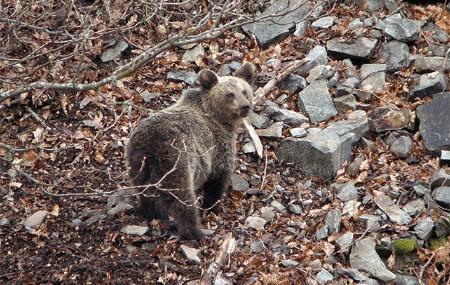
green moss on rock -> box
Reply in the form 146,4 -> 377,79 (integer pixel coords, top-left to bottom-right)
392,238 -> 417,255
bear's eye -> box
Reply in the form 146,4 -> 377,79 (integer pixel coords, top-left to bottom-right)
226,92 -> 235,99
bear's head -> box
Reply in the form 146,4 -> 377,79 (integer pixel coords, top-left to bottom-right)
197,62 -> 256,127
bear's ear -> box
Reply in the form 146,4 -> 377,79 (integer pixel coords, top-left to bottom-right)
234,62 -> 257,84
197,69 -> 219,90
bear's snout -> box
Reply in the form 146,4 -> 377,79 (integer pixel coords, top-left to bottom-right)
240,105 -> 250,116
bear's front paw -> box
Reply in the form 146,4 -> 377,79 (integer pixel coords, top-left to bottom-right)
178,224 -> 205,241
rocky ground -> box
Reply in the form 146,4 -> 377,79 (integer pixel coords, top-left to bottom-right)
1,0 -> 450,284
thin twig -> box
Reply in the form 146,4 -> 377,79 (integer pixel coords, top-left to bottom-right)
260,150 -> 268,192
24,106 -> 54,132
418,251 -> 436,285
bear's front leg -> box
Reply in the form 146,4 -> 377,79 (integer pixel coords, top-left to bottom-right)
201,170 -> 231,212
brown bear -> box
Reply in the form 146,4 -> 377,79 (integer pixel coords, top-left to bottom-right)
125,63 -> 256,240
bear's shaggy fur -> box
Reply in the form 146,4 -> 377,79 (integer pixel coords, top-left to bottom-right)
125,63 -> 256,240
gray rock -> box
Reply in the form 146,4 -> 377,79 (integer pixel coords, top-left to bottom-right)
409,72 -> 448,101
414,217 -> 434,240
326,208 -> 342,235
417,93 -> 450,151
71,218 -> 82,227
336,232 -> 354,251
242,0 -> 312,48
359,279 -> 381,285
347,154 -> 365,177
265,104 -> 309,126
413,184 -> 430,196
180,245 -> 201,265
315,225 -> 329,241
218,64 -> 231,76
442,150 -> 450,163
140,91 -> 161,103
370,106 -> 410,132
260,207 -> 275,222
248,111 -> 270,129
422,21 -> 449,43
294,20 -> 309,37
245,216 -> 267,230
366,0 -> 384,11
288,204 -> 302,214
327,37 -> 378,61
270,200 -> 285,212
360,64 -> 386,92
298,79 -> 337,123
277,74 -> 307,92
228,61 -> 241,71
380,40 -> 410,71
242,142 -> 256,154
414,56 -> 450,73
306,65 -> 335,83
100,40 -> 128,62
0,217 -> 9,226
281,259 -> 299,267
84,213 -> 107,226
429,169 -> 450,190
167,70 -> 197,85
298,45 -> 328,75
390,135 -> 412,158
395,274 -> 420,285
337,268 -> 368,281
434,186 -> 450,208
276,94 -> 289,104
334,182 -> 359,202
359,214 -> 381,232
120,225 -> 149,236
250,240 -> 264,253
256,122 -> 283,138
290,127 -> 307,138
107,202 -> 133,216
343,59 -> 359,79
312,16 -> 335,30
308,259 -> 322,271
276,110 -> 369,180
348,18 -> 364,30
382,14 -> 420,42
182,44 -> 205,62
231,174 -> 249,191
402,199 -> 424,216
350,238 -> 396,282
373,191 -> 412,225
384,0 -> 400,13
333,94 -> 359,113
315,269 -> 334,284
429,44 -> 448,57
343,200 -> 360,217
24,210 -> 48,229
361,138 -> 376,151
355,90 -> 372,102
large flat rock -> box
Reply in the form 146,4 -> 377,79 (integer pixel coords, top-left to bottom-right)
408,72 -> 448,101
297,79 -> 337,123
326,37 -> 377,61
380,40 -> 410,71
350,238 -> 396,281
276,110 -> 368,180
417,92 -> 450,152
242,0 -> 312,48
381,14 -> 420,42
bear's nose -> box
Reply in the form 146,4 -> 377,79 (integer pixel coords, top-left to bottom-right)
241,105 -> 250,114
